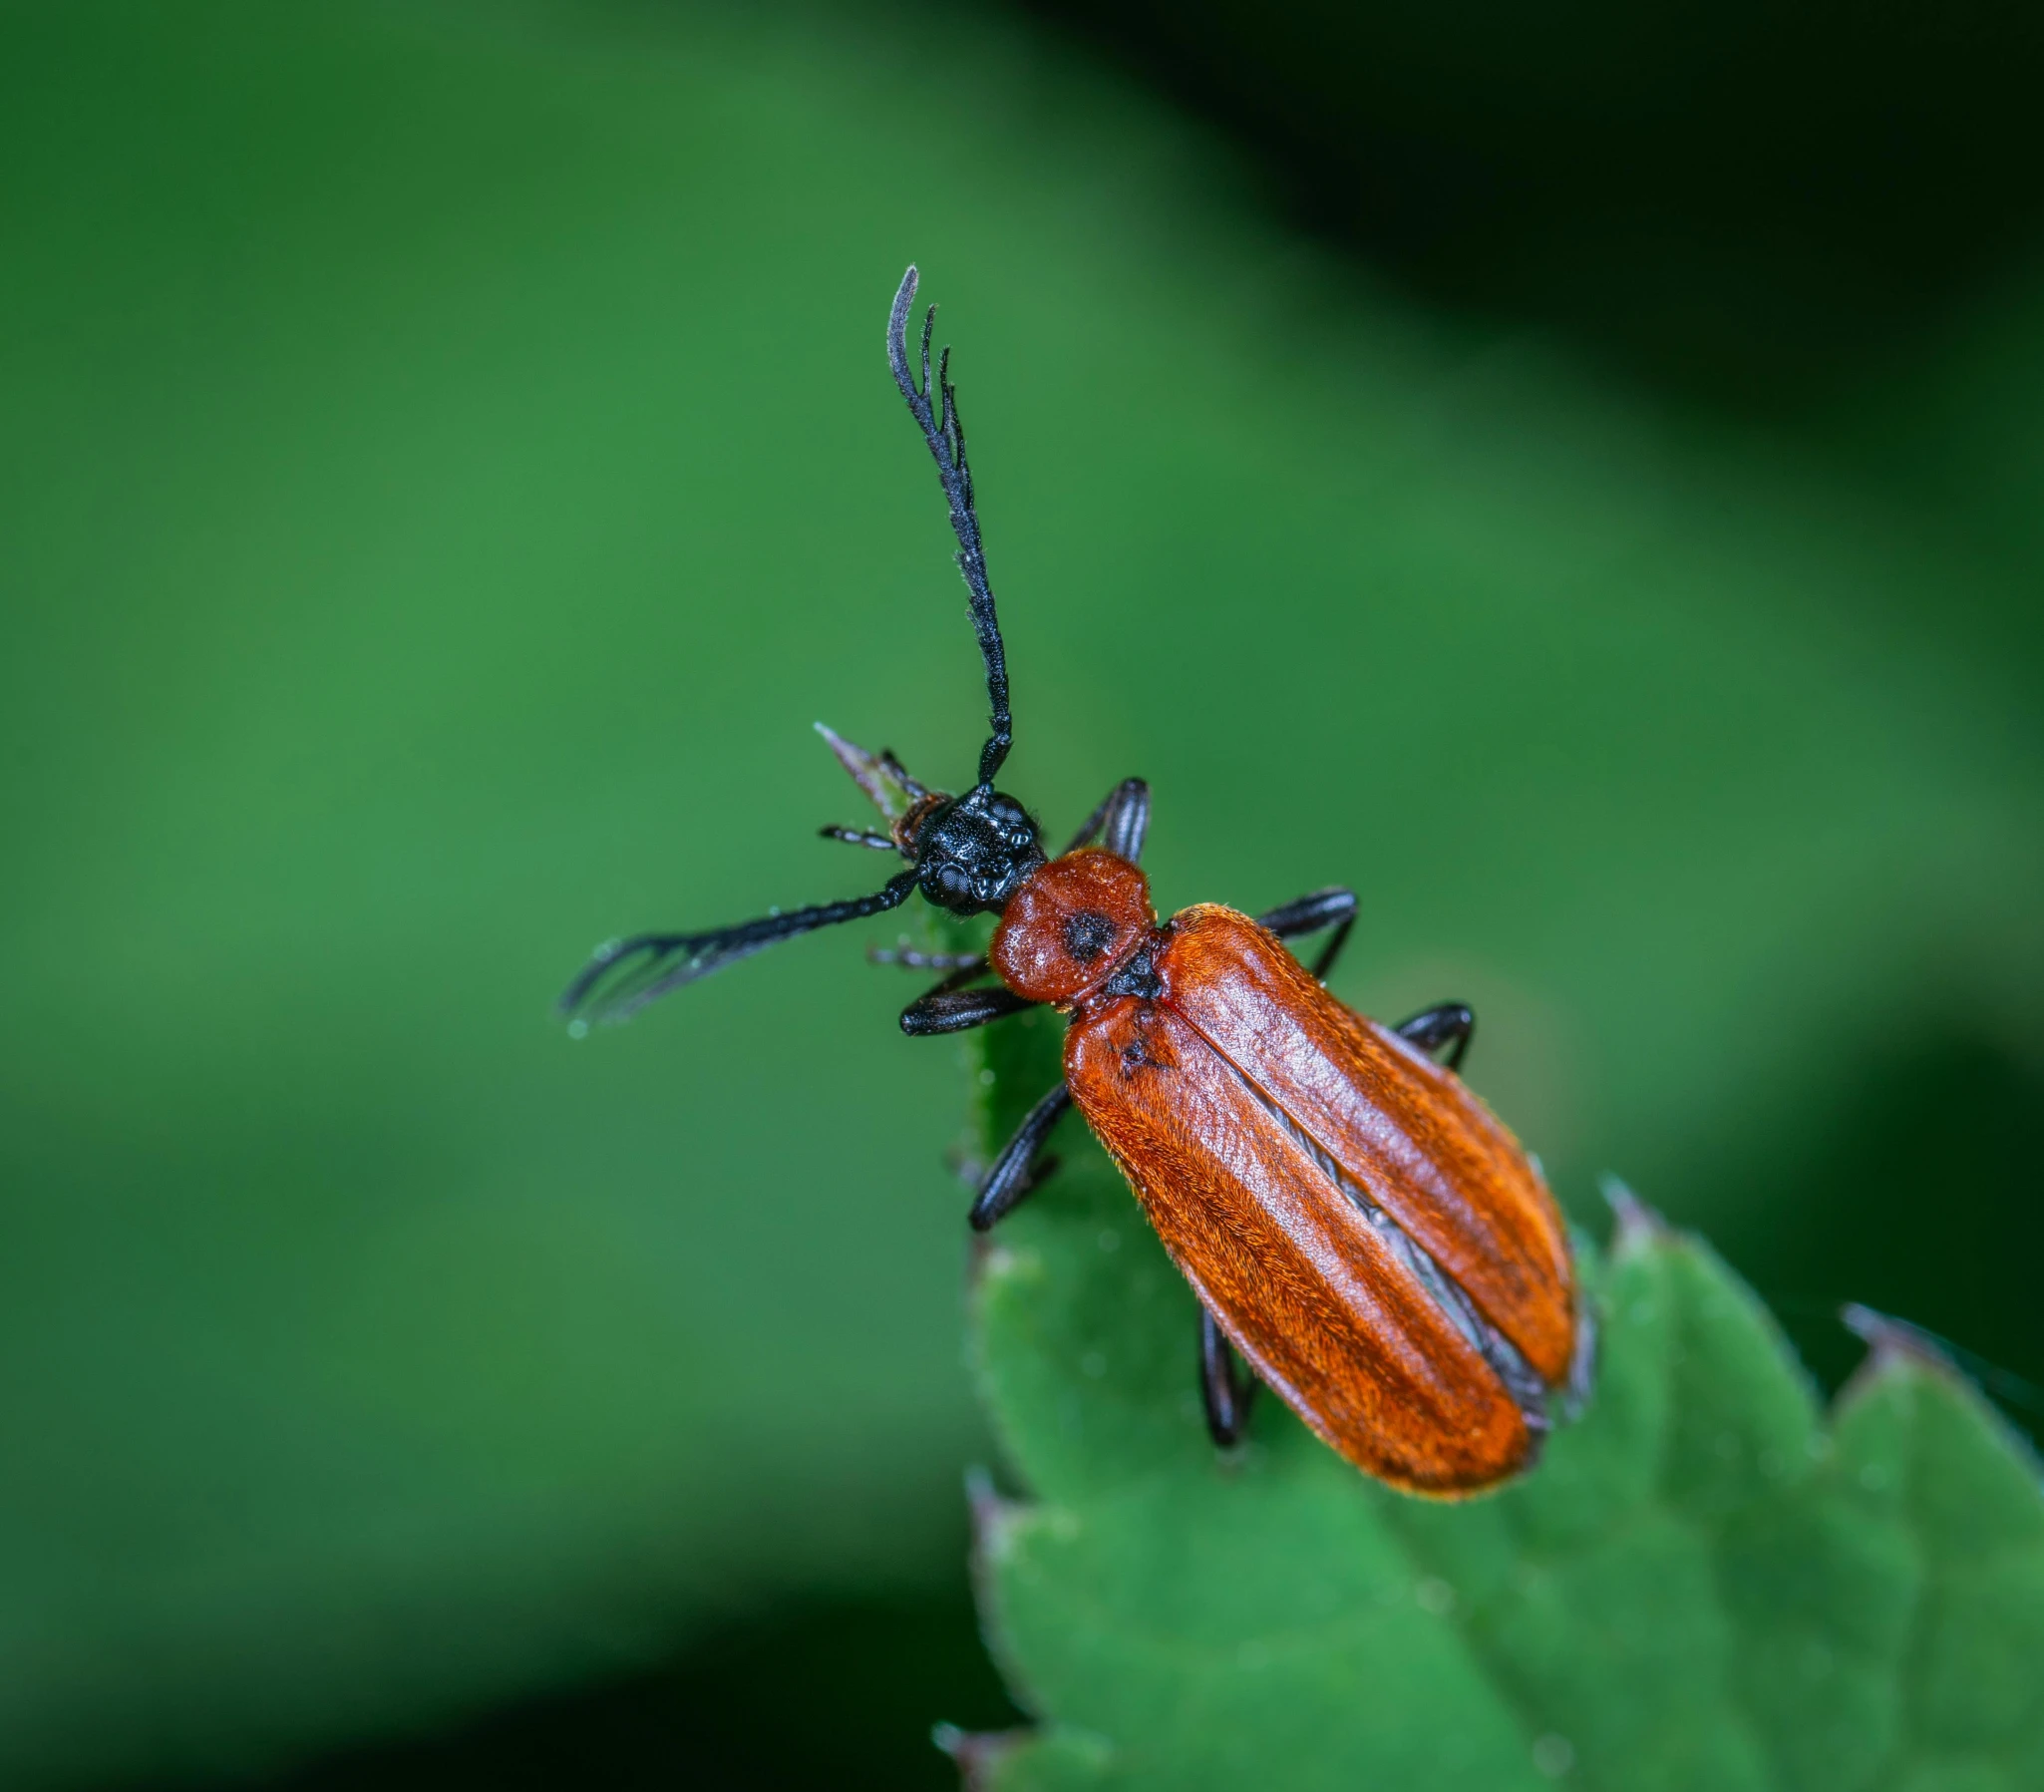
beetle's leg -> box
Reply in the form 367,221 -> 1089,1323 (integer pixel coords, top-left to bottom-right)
1255,887 -> 1357,981
901,956 -> 995,1004
969,1082 -> 1073,1230
1394,1002 -> 1476,1073
1198,1308 -> 1258,1446
901,984 -> 1040,1036
819,826 -> 898,852
1063,778 -> 1150,863
868,943 -> 989,975
1062,789 -> 1113,853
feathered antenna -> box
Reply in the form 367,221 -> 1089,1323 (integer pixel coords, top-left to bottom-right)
887,265 -> 1012,789
561,268 -> 1019,1029
560,871 -> 919,1029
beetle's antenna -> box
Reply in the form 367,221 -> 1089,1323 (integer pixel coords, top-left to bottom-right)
888,265 -> 1012,790
560,869 -> 918,1028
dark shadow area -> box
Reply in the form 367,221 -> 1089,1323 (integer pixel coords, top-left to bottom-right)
1708,1029 -> 2044,1426
218,1590 -> 1017,1792
1017,0 -> 2044,407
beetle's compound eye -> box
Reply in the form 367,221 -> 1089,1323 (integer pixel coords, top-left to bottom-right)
935,862 -> 973,903
985,797 -> 1035,852
991,849 -> 1155,1004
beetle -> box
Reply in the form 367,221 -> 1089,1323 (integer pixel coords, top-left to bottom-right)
562,266 -> 1591,1496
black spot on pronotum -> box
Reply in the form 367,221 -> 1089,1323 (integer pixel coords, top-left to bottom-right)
1063,908 -> 1117,963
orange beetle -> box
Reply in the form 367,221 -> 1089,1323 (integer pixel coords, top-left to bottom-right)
563,267 -> 1591,1495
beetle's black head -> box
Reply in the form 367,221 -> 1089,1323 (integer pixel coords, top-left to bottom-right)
811,723 -> 1042,915
911,784 -> 1044,915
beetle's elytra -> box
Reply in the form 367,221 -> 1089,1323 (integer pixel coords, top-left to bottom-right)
563,266 -> 1591,1496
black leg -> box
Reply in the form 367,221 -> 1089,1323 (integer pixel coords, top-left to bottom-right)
1255,887 -> 1357,982
818,826 -> 897,852
901,984 -> 1039,1036
1063,778 -> 1151,863
1062,788 -> 1114,854
1199,1308 -> 1257,1446
1306,918 -> 1354,983
868,944 -> 988,974
970,1082 -> 1074,1230
1394,1001 -> 1475,1072
900,955 -> 995,1006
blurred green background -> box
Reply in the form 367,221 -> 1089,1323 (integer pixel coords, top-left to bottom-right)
2,0 -> 2039,1785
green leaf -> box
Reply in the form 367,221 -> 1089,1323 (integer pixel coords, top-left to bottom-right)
958,1019 -> 2044,1790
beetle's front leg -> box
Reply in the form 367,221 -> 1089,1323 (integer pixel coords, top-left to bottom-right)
869,943 -> 988,975
1256,887 -> 1357,981
900,983 -> 1039,1035
1199,1308 -> 1258,1446
1394,1002 -> 1475,1072
970,1082 -> 1073,1230
1063,777 -> 1151,863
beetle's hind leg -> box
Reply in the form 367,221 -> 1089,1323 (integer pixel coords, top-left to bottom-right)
1198,1308 -> 1258,1446
970,1082 -> 1073,1230
1256,887 -> 1357,982
1394,1002 -> 1475,1072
